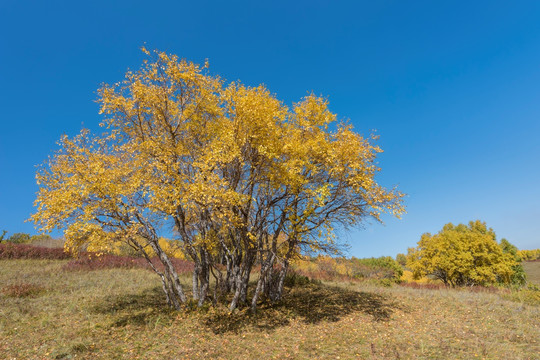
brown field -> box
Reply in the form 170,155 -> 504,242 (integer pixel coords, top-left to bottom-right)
0,259 -> 539,359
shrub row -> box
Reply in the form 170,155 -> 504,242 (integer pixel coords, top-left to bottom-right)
292,256 -> 403,284
292,255 -> 404,283
0,243 -> 71,260
351,256 -> 404,280
0,243 -> 194,274
62,253 -> 194,274
517,249 -> 540,261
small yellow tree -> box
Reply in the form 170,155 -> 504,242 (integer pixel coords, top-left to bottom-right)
32,49 -> 405,310
407,220 -> 516,287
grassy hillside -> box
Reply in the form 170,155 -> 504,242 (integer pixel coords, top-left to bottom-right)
523,261 -> 540,286
0,259 -> 539,359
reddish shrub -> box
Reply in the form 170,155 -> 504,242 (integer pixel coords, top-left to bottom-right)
2,283 -> 45,298
169,258 -> 195,274
0,243 -> 194,274
62,253 -> 145,271
0,243 -> 71,260
62,253 -> 194,274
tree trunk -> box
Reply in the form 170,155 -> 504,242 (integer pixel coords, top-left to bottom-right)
229,249 -> 256,311
250,253 -> 276,313
197,249 -> 210,307
149,239 -> 187,304
192,264 -> 200,301
272,261 -> 289,302
130,238 -> 183,310
265,260 -> 289,303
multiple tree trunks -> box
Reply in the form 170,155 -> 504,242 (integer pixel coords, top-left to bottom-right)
131,216 -> 293,312
32,50 -> 404,313
139,234 -> 291,312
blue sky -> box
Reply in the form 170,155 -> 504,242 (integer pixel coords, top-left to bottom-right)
1,1 -> 539,256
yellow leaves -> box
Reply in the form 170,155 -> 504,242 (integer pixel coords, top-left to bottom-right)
407,221 -> 517,286
140,46 -> 150,55
64,222 -> 108,254
293,94 -> 335,128
32,48 -> 405,266
517,248 -> 540,260
129,237 -> 186,259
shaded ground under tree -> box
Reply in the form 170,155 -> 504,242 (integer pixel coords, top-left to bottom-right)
92,281 -> 399,334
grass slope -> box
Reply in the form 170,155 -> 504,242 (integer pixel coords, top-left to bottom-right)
0,259 -> 539,359
523,261 -> 540,286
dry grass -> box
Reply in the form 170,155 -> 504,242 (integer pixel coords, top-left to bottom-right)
1,283 -> 45,298
0,259 -> 538,359
523,261 -> 540,286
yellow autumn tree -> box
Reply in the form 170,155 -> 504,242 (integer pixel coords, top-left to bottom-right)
407,220 -> 516,287
32,49 -> 404,311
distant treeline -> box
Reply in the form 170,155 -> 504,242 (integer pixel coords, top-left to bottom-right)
517,249 -> 540,261
291,255 -> 403,284
0,231 -> 64,248
0,241 -> 400,287
3,229 -> 539,288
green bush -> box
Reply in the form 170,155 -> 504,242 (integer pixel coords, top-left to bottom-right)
396,253 -> 407,267
500,239 -> 527,287
504,286 -> 540,306
351,256 -> 403,281
6,233 -> 31,244
1,232 -> 63,248
284,271 -> 316,287
378,278 -> 394,287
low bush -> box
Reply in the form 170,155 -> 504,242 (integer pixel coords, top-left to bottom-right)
503,285 -> 540,306
291,255 -> 404,283
0,243 -> 193,275
2,283 -> 45,298
28,235 -> 64,248
5,232 -> 31,244
351,256 -> 403,281
517,249 -> 540,261
0,243 -> 71,260
283,271 -> 319,287
62,253 -> 146,271
62,253 -> 194,274
377,278 -> 394,287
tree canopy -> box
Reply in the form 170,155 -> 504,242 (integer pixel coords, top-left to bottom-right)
6,233 -> 31,244
407,220 -> 517,287
499,238 -> 527,286
32,49 -> 404,311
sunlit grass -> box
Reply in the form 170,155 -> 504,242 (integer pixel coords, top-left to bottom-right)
523,261 -> 540,286
0,259 -> 538,359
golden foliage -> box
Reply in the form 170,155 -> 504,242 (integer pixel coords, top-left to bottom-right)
517,249 -> 540,261
407,220 -> 516,286
32,49 -> 404,278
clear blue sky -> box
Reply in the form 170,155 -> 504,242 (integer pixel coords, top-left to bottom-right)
1,1 -> 539,257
